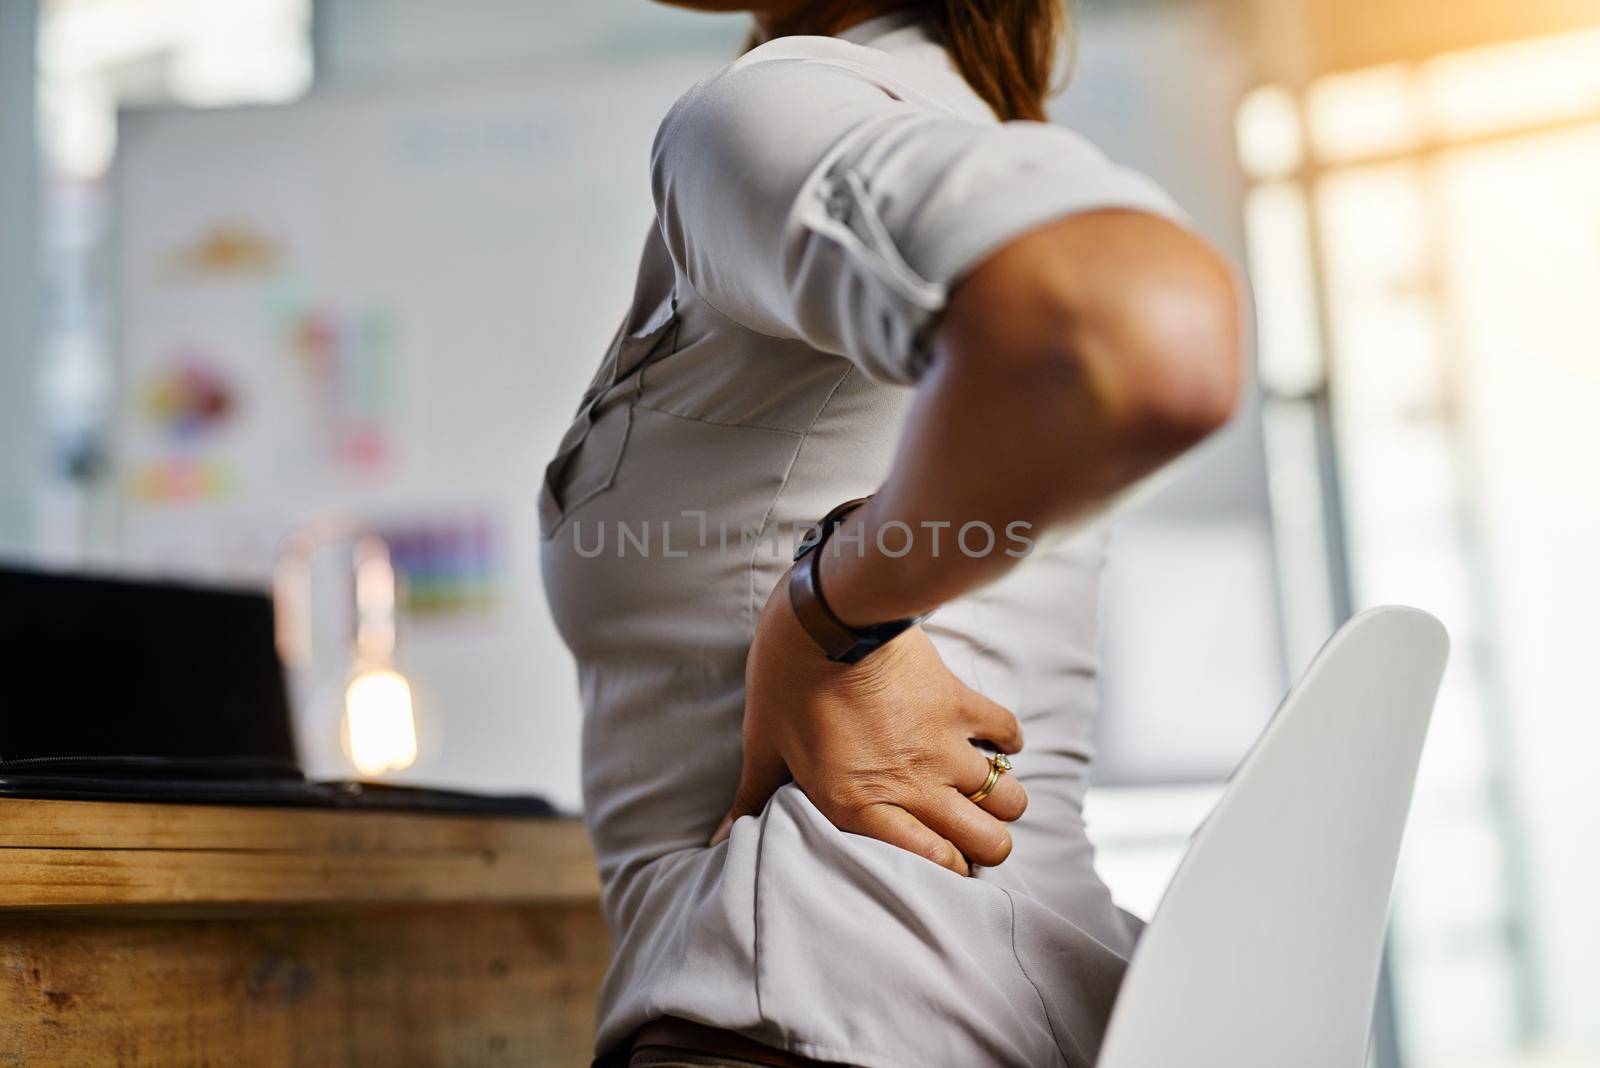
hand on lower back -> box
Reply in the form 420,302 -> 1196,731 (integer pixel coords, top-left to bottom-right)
709,570 -> 1028,875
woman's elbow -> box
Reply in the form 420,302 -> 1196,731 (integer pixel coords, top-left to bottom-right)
938,214 -> 1245,455
1083,246 -> 1245,454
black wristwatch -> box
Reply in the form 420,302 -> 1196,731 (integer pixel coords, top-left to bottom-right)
788,497 -> 920,664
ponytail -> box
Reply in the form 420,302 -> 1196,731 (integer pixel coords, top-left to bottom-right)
928,0 -> 1071,122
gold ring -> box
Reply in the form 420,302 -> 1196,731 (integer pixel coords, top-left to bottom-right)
966,752 -> 1012,804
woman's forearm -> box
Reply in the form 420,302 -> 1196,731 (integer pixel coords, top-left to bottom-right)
818,209 -> 1245,628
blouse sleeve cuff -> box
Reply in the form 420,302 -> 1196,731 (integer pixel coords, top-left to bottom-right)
913,162 -> 1189,293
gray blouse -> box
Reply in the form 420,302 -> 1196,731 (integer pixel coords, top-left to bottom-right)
540,14 -> 1184,1067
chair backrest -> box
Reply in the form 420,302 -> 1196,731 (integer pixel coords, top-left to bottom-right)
1096,606 -> 1449,1068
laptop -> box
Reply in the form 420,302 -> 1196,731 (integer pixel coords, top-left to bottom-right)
0,564 -> 552,815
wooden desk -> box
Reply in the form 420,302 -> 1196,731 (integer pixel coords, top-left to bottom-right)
0,798 -> 607,1066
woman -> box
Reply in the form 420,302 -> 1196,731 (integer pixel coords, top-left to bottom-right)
540,1 -> 1243,1065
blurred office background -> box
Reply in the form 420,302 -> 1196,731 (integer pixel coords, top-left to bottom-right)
1,1 -> 1597,1065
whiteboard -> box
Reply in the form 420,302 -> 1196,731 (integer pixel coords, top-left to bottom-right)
114,59 -> 715,810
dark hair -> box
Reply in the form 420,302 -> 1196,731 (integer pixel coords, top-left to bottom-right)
750,2 -> 1070,122
927,1 -> 1071,122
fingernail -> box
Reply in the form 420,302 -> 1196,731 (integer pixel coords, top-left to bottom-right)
709,813 -> 734,846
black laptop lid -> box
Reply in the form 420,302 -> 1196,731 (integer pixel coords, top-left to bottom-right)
0,566 -> 299,776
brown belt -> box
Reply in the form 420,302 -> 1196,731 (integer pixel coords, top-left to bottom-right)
629,1017 -> 843,1067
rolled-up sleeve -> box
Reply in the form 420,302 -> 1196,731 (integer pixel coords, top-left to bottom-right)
650,39 -> 1186,384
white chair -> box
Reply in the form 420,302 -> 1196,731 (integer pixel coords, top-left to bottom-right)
1096,606 -> 1450,1068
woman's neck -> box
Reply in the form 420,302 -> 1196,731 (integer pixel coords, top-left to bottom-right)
753,1 -> 916,45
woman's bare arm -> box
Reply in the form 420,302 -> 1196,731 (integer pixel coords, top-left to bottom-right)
821,208 -> 1243,625
713,209 -> 1244,869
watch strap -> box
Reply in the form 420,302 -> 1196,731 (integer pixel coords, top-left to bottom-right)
788,497 -> 918,664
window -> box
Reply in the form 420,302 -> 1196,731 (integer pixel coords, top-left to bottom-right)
1240,27 -> 1600,1067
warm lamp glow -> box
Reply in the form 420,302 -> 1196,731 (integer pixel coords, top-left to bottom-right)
342,667 -> 418,776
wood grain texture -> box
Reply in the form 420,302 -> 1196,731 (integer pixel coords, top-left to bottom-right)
0,797 -> 583,855
0,902 -> 609,1067
0,799 -> 600,908
0,800 -> 609,1064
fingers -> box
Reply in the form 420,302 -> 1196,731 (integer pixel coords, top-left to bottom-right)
916,789 -> 1015,869
955,743 -> 1028,822
849,803 -> 970,877
960,687 -> 1024,755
